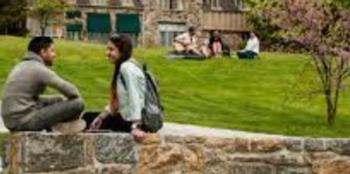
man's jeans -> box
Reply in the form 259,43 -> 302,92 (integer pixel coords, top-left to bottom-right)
10,97 -> 84,131
237,50 -> 258,59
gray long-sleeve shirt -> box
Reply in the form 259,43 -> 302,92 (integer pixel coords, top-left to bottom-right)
1,52 -> 80,128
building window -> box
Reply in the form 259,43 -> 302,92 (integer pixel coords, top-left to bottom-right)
234,0 -> 240,8
123,0 -> 133,6
158,23 -> 186,47
235,0 -> 246,11
159,0 -> 183,10
87,13 -> 111,42
90,0 -> 108,6
65,11 -> 83,40
160,0 -> 169,9
116,14 -> 141,46
211,0 -> 220,9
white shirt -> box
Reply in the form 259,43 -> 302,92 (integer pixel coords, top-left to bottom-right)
175,32 -> 197,45
117,60 -> 146,121
105,59 -> 146,122
244,37 -> 260,54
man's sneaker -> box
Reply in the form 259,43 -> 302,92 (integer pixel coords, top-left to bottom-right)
51,119 -> 86,134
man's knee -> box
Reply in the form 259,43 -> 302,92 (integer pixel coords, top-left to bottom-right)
67,97 -> 84,115
64,98 -> 84,120
73,97 -> 85,112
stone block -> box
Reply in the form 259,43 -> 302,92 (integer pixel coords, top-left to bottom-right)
99,164 -> 133,174
250,138 -> 284,153
95,133 -> 137,164
304,139 -> 326,152
3,132 -> 88,173
324,139 -> 350,155
137,143 -> 184,174
283,138 -> 304,152
277,166 -> 312,174
229,163 -> 276,174
313,158 -> 350,174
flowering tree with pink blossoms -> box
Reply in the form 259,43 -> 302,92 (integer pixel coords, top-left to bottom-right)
249,0 -> 350,125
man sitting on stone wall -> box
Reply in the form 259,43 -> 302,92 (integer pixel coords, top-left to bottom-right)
1,36 -> 85,133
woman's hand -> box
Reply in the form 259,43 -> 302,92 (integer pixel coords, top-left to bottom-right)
89,116 -> 103,130
131,128 -> 146,142
89,111 -> 109,130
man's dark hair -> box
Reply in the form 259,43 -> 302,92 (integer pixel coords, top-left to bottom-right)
28,37 -> 54,54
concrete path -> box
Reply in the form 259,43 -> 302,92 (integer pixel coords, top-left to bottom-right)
160,122 -> 284,139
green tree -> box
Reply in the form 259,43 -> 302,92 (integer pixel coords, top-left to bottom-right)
0,0 -> 27,35
336,0 -> 350,8
28,0 -> 69,36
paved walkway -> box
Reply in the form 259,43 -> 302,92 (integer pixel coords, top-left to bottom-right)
160,122 -> 284,138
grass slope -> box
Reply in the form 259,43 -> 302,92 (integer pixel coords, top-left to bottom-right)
1,36 -> 350,137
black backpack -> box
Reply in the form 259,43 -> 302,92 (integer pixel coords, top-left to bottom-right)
121,60 -> 164,132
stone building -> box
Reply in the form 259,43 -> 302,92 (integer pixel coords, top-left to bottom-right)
26,0 -> 249,48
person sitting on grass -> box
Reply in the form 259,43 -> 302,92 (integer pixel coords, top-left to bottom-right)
208,30 -> 224,58
173,27 -> 206,58
1,36 -> 85,133
237,31 -> 260,59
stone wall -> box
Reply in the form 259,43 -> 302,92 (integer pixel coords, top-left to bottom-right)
3,132 -> 350,174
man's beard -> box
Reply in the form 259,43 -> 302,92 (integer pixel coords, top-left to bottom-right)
44,60 -> 53,66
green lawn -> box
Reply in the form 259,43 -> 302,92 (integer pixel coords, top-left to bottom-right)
1,36 -> 350,137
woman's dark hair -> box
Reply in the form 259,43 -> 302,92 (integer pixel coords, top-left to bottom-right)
28,36 -> 53,54
109,34 -> 133,99
209,30 -> 215,47
208,30 -> 222,50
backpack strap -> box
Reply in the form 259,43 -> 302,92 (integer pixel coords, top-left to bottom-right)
120,73 -> 127,88
119,58 -> 143,89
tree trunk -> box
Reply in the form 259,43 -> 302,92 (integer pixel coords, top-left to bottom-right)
326,97 -> 335,126
41,27 -> 45,36
40,15 -> 47,36
324,77 -> 336,126
325,85 -> 338,126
